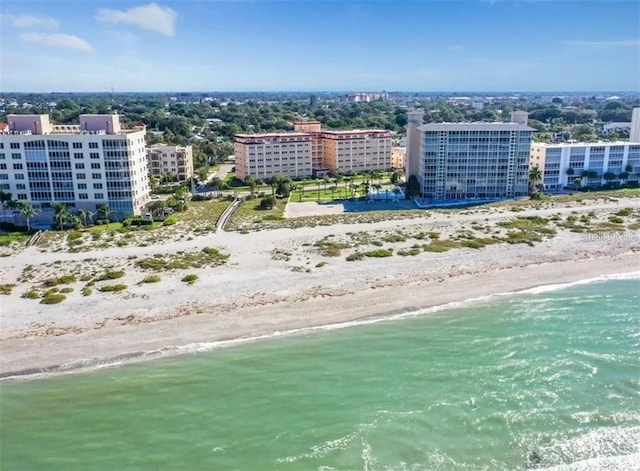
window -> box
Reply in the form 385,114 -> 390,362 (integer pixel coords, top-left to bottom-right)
0,174 -> 8,180
91,163 -> 101,169
16,184 -> 26,190
94,193 -> 104,199
17,194 -> 27,200
90,152 -> 100,159
10,143 -> 20,149
78,183 -> 87,189
75,163 -> 85,169
89,142 -> 98,149
74,153 -> 83,159
76,173 -> 86,179
12,153 -> 21,159
13,163 -> 23,169
73,142 -> 83,149
92,173 -> 101,179
93,183 -> 103,189
15,174 -> 25,180
78,193 -> 88,200
0,153 -> 4,159
0,164 -> 5,170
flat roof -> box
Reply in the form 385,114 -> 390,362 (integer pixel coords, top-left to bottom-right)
235,132 -> 312,138
418,122 -> 534,132
532,141 -> 640,147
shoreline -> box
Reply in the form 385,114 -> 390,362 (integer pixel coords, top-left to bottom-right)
2,255 -> 639,381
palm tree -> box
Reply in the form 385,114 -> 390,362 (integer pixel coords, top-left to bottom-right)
5,199 -> 19,214
77,209 -> 93,227
19,202 -> 38,231
52,202 -> 69,231
603,171 -> 617,187
97,204 -> 113,228
528,166 -> 542,195
566,168 -> 575,177
0,190 -> 12,221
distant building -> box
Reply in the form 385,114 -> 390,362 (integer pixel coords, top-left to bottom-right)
391,147 -> 406,170
146,144 -> 194,181
342,92 -> 388,103
602,122 -> 631,135
234,121 -> 392,180
406,111 -> 534,200
631,107 -> 640,143
0,114 -> 150,219
532,142 -> 640,192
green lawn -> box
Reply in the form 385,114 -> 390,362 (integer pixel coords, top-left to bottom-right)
292,187 -> 357,202
0,232 -> 31,247
227,198 -> 287,229
175,199 -> 230,226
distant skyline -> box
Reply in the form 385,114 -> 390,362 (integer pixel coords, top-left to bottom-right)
1,0 -> 639,93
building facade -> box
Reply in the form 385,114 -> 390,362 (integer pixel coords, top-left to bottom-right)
234,122 -> 392,180
406,112 -> 534,200
0,114 -> 150,220
391,146 -> 406,170
532,142 -> 640,191
146,144 -> 194,181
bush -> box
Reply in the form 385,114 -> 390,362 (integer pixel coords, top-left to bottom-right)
67,231 -> 83,241
191,194 -> 213,201
364,249 -> 393,258
42,275 -> 77,287
346,252 -> 365,261
21,289 -> 40,299
60,287 -> 74,294
259,195 -> 277,210
0,284 -> 15,295
140,275 -> 161,284
163,216 -> 177,226
315,261 -> 327,268
608,216 -> 624,224
182,274 -> 199,284
81,286 -> 93,296
95,270 -> 125,281
98,284 -> 127,293
41,293 -> 66,304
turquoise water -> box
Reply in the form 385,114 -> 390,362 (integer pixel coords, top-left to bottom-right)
1,278 -> 639,470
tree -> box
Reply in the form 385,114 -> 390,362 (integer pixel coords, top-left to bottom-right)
390,171 -> 400,185
603,171 -> 617,187
97,204 -> 113,228
406,175 -> 421,198
573,124 -> 597,141
5,199 -> 19,214
245,176 -> 257,197
19,202 -> 38,231
196,166 -> 209,183
52,202 -> 69,231
566,168 -> 575,177
77,209 -> 93,227
0,190 -> 12,220
573,177 -> 582,189
528,166 -> 543,195
276,177 -> 295,198
619,171 -> 630,185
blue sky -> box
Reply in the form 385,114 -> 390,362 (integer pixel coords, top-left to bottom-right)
1,0 -> 639,92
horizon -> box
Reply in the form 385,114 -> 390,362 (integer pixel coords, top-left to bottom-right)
1,0 -> 639,93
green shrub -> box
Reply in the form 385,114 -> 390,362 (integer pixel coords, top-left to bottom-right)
608,216 -> 624,224
398,247 -> 421,256
346,252 -> 365,261
41,293 -> 66,304
364,249 -> 393,258
616,207 -> 633,217
182,274 -> 199,284
461,240 -> 484,249
21,289 -> 40,299
428,232 -> 441,240
81,286 -> 93,296
42,274 -> 77,287
98,284 -> 127,293
163,216 -> 177,226
60,287 -> 74,294
0,284 -> 15,295
315,261 -> 327,268
67,231 -> 83,241
140,275 -> 161,284
95,270 -> 125,281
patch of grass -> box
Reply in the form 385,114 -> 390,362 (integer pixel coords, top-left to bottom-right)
397,247 -> 422,256
315,261 -> 327,268
346,252 -> 365,261
314,238 -> 352,257
41,292 -> 66,304
0,232 -> 30,247
135,247 -> 229,271
616,207 -> 634,217
21,289 -> 40,299
139,275 -> 161,284
42,274 -> 77,287
0,284 -> 15,295
60,287 -> 74,294
181,274 -> 199,285
98,284 -> 127,293
81,286 -> 93,296
381,233 -> 406,243
608,216 -> 625,224
95,270 -> 125,281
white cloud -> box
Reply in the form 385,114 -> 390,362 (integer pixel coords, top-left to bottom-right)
95,3 -> 177,36
563,39 -> 640,49
1,13 -> 60,29
20,33 -> 94,53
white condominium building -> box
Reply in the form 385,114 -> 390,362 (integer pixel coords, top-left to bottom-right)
532,142 -> 640,191
147,144 -> 194,181
0,114 -> 150,219
234,121 -> 392,180
406,111 -> 534,200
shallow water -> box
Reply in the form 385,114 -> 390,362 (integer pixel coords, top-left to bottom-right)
1,279 -> 639,470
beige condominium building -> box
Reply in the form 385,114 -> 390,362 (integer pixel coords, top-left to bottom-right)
146,144 -> 194,181
0,114 -> 150,221
234,121 -> 392,180
391,146 -> 406,169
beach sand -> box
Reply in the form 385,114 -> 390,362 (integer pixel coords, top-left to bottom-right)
1,197 -> 639,377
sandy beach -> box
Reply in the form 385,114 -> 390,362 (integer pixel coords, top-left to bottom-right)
1,197 -> 639,377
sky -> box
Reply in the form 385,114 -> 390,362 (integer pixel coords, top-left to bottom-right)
1,0 -> 639,92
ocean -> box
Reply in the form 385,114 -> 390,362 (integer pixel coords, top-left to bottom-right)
1,277 -> 639,470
